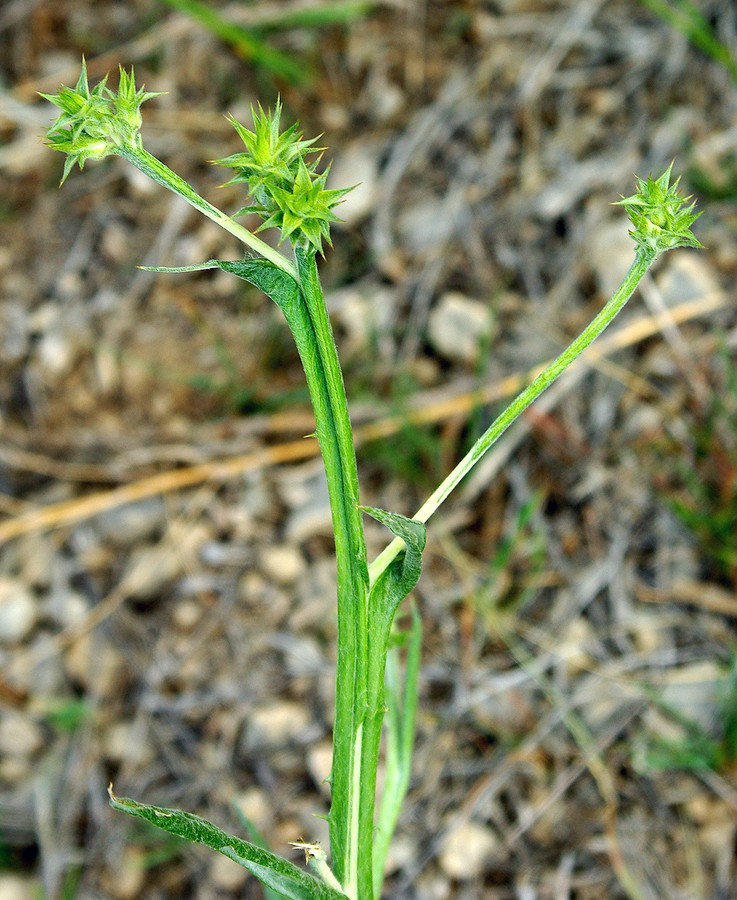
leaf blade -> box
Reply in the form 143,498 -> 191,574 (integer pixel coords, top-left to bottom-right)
108,789 -> 347,900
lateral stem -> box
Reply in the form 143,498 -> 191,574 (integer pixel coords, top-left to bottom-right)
368,249 -> 657,585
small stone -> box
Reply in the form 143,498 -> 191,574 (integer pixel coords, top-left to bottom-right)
0,711 -> 44,758
45,589 -> 89,629
102,847 -> 147,900
209,853 -> 249,892
35,329 -> 76,378
172,599 -> 203,632
242,702 -> 313,752
103,721 -> 153,767
0,874 -> 38,900
121,522 -> 211,600
307,740 -> 333,795
427,292 -> 494,364
0,579 -> 37,643
438,821 -> 498,880
259,544 -> 306,586
234,786 -> 272,832
655,251 -> 725,306
93,498 -> 166,547
327,142 -> 379,225
280,465 -> 333,542
16,536 -> 56,589
588,217 -> 633,297
65,634 -> 125,693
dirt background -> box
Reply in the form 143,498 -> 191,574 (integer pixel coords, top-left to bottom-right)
2,1 -> 737,898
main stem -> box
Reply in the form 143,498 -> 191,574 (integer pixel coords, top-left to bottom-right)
294,247 -> 371,899
369,249 -> 657,584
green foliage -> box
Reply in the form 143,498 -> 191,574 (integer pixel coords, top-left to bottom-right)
159,0 -> 307,84
44,65 -> 704,899
637,663 -> 737,774
217,101 -> 354,254
159,0 -> 374,85
615,162 -> 702,257
637,0 -> 737,84
40,698 -> 93,734
662,346 -> 737,583
41,59 -> 162,183
109,789 -> 347,899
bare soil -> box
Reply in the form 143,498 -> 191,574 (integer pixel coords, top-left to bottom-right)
2,1 -> 737,898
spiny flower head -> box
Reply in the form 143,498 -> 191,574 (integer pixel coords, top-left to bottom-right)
215,101 -> 353,255
41,60 -> 163,184
615,163 -> 702,257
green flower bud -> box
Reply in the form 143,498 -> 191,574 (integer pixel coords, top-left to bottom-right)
615,163 -> 703,257
216,100 -> 354,255
41,60 -> 163,184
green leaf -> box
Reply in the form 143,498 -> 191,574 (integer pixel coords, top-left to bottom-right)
140,257 -> 301,317
362,506 -> 426,632
109,788 -> 347,900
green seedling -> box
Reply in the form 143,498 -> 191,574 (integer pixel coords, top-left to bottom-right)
637,0 -> 737,84
43,62 -> 703,899
160,0 -> 374,86
636,663 -> 737,775
652,343 -> 737,585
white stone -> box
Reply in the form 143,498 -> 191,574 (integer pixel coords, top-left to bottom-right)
0,711 -> 44,758
427,292 -> 494,364
243,702 -> 312,751
0,579 -> 37,643
209,852 -> 249,891
0,874 -> 37,900
259,544 -> 306,586
655,251 -> 725,306
234,786 -> 272,832
307,740 -> 333,795
588,217 -> 633,297
438,820 -> 498,880
328,142 -> 380,225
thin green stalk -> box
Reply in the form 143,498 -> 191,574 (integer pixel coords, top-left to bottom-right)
115,146 -> 298,279
294,246 -> 370,899
369,249 -> 656,585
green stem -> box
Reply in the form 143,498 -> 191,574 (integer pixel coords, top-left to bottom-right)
369,249 -> 656,584
294,246 -> 370,899
115,146 -> 298,279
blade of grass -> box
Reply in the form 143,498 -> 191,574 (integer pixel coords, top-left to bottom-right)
637,0 -> 737,83
160,0 -> 308,84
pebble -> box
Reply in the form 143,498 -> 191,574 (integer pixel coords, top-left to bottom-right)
307,740 -> 333,795
327,141 -> 380,226
120,522 -> 212,600
279,466 -> 333,543
93,498 -> 166,547
655,251 -> 725,306
102,847 -> 147,900
64,634 -> 125,694
427,292 -> 494,364
0,711 -> 44,758
209,853 -> 249,892
0,875 -> 37,900
438,820 -> 498,880
0,578 -> 37,643
103,721 -> 153,767
242,701 -> 313,752
259,544 -> 305,586
588,216 -> 633,297
233,786 -> 272,832
45,589 -> 89,629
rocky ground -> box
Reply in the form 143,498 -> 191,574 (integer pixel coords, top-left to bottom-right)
1,0 -> 737,897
